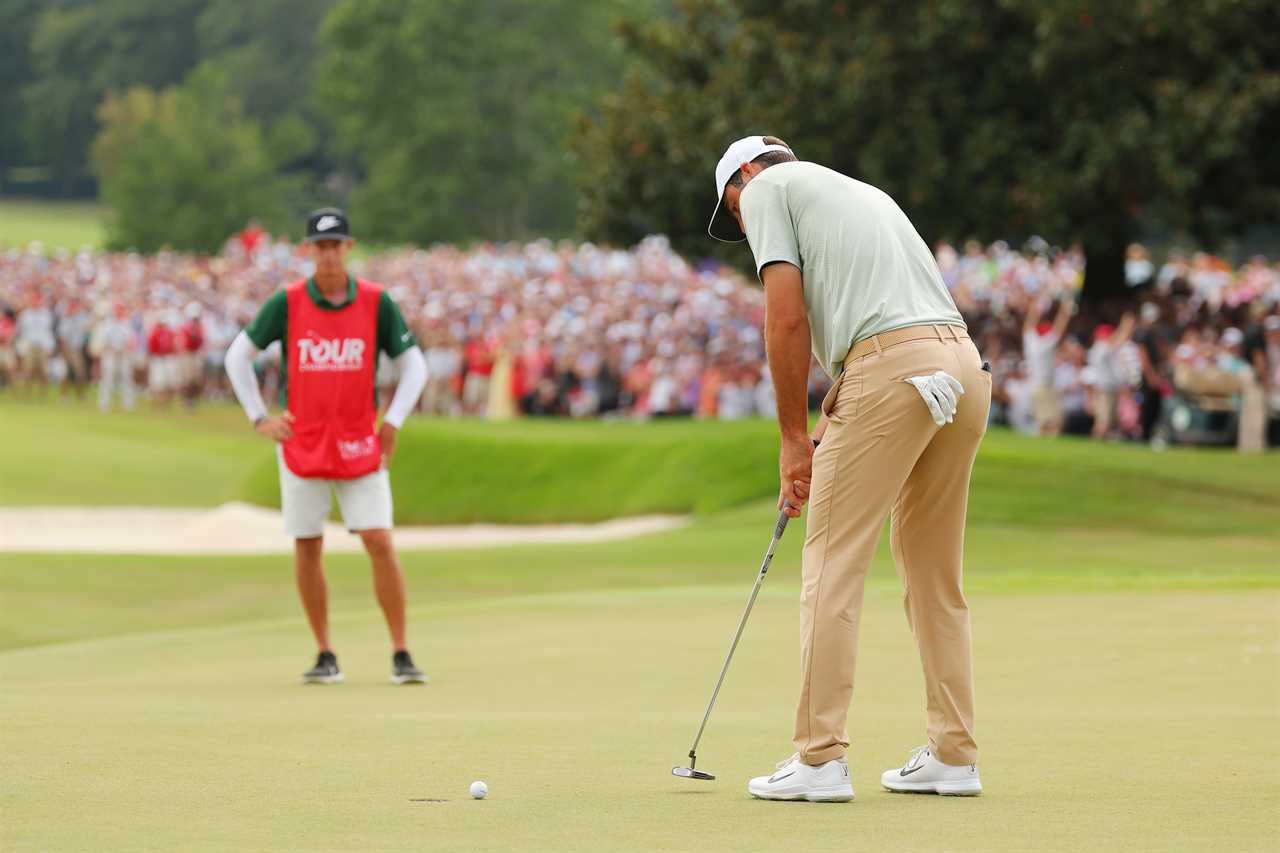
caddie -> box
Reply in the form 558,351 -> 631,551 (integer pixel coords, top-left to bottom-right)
225,207 -> 429,685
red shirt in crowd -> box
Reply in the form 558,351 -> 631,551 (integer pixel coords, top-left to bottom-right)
239,224 -> 265,255
511,344 -> 551,400
464,338 -> 495,377
179,319 -> 204,353
148,324 -> 176,357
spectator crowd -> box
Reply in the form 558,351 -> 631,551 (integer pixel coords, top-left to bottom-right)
943,240 -> 1280,450
1,230 -> 1278,450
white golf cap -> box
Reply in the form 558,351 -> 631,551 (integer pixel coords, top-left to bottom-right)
707,136 -> 794,243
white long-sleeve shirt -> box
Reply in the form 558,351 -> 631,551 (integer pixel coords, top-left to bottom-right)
224,330 -> 427,428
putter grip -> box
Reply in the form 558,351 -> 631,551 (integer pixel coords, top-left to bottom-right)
774,510 -> 790,540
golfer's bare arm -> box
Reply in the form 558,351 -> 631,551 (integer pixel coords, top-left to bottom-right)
760,263 -> 829,444
1023,298 -> 1043,336
1052,296 -> 1073,338
762,261 -> 810,441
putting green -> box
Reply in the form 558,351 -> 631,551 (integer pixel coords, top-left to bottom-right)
2,585 -> 1276,852
2,403 -> 1277,849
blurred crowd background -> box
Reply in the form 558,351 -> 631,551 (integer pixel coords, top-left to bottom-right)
2,232 -> 1278,450
3,1 -> 1276,452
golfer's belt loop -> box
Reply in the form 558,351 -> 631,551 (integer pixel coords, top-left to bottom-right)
932,324 -> 945,342
948,325 -> 961,343
871,335 -> 883,357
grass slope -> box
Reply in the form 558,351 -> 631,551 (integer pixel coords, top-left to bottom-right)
0,198 -> 105,250
3,398 -> 1279,528
244,416 -> 782,522
0,401 -> 262,507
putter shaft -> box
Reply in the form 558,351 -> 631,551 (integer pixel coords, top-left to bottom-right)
685,510 -> 790,761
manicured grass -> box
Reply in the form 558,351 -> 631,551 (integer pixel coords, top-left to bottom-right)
1,497 -> 1276,652
0,197 -> 105,250
0,585 -> 1275,852
1,402 -> 1277,850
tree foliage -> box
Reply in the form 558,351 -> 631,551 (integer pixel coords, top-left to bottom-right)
316,0 -> 646,244
92,69 -> 288,254
0,0 -> 45,191
577,0 -> 1280,299
19,0 -> 205,195
9,0 -> 335,197
191,0 -> 338,171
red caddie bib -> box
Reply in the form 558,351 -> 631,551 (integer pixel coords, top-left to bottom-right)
281,278 -> 382,480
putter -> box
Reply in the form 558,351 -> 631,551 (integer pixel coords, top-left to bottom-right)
672,507 -> 791,782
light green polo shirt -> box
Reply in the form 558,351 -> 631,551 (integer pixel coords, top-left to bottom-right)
740,161 -> 964,377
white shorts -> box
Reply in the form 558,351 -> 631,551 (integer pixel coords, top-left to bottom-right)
148,356 -> 179,391
276,447 -> 393,538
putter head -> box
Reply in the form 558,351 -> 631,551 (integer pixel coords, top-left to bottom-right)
672,766 -> 716,781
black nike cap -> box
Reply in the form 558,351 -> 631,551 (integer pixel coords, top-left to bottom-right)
304,207 -> 352,242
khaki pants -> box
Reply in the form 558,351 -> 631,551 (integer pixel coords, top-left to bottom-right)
1031,384 -> 1063,434
794,325 -> 990,767
18,342 -> 49,383
62,345 -> 87,382
422,377 -> 456,415
463,373 -> 490,415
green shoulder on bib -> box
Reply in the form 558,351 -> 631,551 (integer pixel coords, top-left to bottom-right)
242,276 -> 416,409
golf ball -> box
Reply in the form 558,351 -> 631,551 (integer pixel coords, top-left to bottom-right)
469,780 -> 488,800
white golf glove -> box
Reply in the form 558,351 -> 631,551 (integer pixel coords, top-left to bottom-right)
904,371 -> 965,426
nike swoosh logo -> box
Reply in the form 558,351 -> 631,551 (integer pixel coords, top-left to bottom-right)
900,765 -> 925,777
768,770 -> 795,784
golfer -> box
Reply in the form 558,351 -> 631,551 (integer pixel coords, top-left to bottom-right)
225,207 -> 429,685
708,137 -> 990,801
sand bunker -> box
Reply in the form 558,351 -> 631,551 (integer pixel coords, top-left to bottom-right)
0,503 -> 687,555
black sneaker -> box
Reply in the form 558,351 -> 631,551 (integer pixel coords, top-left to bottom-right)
302,651 -> 344,684
391,650 -> 428,685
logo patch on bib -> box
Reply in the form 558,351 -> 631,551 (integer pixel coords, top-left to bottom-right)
297,333 -> 366,372
337,435 -> 378,460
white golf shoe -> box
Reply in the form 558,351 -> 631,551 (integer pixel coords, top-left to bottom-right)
881,745 -> 982,796
747,753 -> 854,802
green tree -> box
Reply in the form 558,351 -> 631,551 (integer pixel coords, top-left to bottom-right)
192,0 -> 339,172
316,0 -> 648,244
20,0 -> 205,196
92,69 -> 288,254
578,0 -> 1280,301
0,0 -> 45,191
